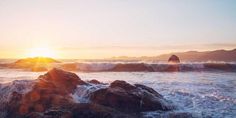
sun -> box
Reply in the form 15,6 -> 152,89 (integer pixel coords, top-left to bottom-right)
28,47 -> 56,58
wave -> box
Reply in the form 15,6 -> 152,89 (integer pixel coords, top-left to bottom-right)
0,80 -> 35,117
60,62 -> 236,72
1,60 -> 236,72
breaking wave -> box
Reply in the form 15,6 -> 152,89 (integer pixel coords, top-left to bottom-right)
60,62 -> 236,72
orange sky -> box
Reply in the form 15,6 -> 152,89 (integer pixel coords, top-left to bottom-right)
0,0 -> 236,59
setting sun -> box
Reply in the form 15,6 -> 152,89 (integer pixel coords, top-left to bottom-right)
28,47 -> 56,58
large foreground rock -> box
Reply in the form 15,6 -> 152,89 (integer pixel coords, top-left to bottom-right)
6,68 -> 86,117
90,80 -> 173,113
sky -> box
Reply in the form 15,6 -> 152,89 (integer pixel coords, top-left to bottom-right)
0,0 -> 236,59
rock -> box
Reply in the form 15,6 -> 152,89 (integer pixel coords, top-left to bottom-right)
6,92 -> 23,117
14,57 -> 60,64
36,68 -> 86,93
167,55 -> 181,71
71,103 -> 134,118
9,57 -> 60,72
88,79 -> 102,84
90,80 -> 173,113
43,109 -> 73,118
6,68 -> 86,117
25,112 -> 43,118
110,80 -> 136,90
168,55 -> 180,63
6,69 -> 173,118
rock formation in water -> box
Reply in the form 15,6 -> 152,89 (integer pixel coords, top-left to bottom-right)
9,57 -> 60,72
168,55 -> 180,63
90,80 -> 172,113
166,55 -> 181,72
5,68 -> 174,118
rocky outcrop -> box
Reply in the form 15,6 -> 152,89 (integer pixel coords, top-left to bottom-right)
88,79 -> 102,84
9,57 -> 60,72
5,68 -> 174,118
90,80 -> 173,113
167,55 -> 181,71
25,103 -> 133,118
168,55 -> 180,63
6,68 -> 86,117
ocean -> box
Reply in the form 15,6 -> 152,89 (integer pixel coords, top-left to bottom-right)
0,59 -> 235,118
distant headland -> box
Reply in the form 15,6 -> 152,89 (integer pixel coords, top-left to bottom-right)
110,48 -> 236,62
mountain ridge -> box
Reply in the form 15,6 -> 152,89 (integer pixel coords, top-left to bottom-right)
110,48 -> 236,62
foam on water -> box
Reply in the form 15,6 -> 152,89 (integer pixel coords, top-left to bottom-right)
76,71 -> 236,117
0,80 -> 35,117
71,83 -> 108,103
0,69 -> 235,117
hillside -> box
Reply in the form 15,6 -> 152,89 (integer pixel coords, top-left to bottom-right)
110,49 -> 236,62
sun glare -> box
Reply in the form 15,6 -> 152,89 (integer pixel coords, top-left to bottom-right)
28,47 -> 56,58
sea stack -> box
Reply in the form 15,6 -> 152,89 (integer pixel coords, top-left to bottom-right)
167,55 -> 180,71
168,55 -> 180,63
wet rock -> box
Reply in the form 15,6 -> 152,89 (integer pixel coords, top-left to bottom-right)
90,80 -> 172,113
25,112 -> 43,118
168,55 -> 180,63
6,92 -> 23,117
88,79 -> 102,84
5,69 -> 172,118
167,55 -> 181,71
36,68 -> 86,93
44,109 -> 73,118
71,103 -> 134,118
6,68 -> 86,117
110,80 -> 136,90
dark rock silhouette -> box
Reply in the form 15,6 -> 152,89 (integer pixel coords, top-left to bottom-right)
14,57 -> 60,64
168,55 -> 180,63
167,55 -> 181,71
71,103 -> 134,118
9,57 -> 60,72
90,80 -> 173,113
6,68 -> 173,118
88,79 -> 102,84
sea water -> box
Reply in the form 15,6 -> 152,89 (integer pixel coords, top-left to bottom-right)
0,68 -> 235,117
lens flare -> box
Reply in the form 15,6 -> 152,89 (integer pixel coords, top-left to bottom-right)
28,47 -> 56,58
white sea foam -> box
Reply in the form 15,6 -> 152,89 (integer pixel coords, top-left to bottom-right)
71,83 -> 108,103
0,80 -> 35,118
0,69 -> 235,117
